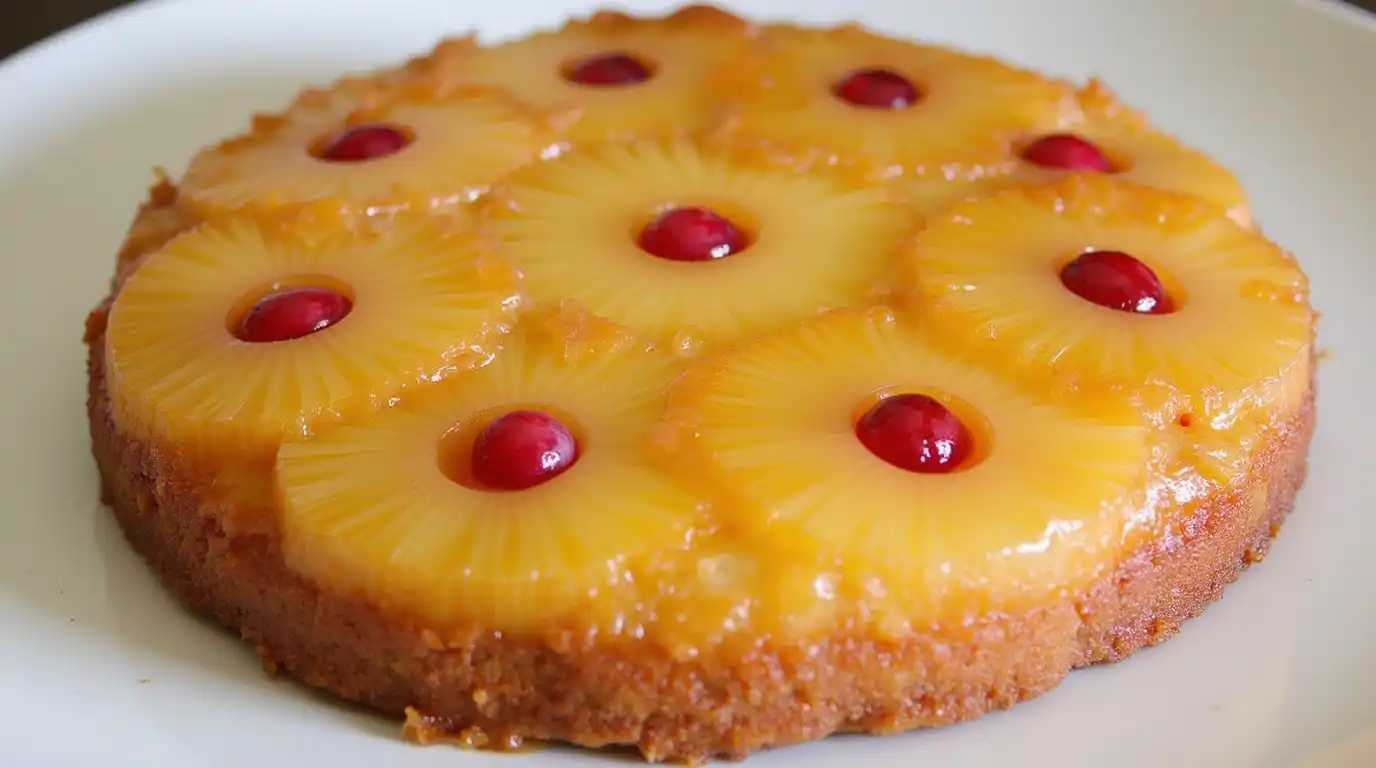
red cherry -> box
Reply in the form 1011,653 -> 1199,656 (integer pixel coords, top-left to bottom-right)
856,394 -> 974,474
317,123 -> 411,163
638,207 -> 749,262
1060,250 -> 1174,314
236,287 -> 352,343
471,411 -> 579,491
833,68 -> 921,109
565,52 -> 653,86
1021,134 -> 1113,172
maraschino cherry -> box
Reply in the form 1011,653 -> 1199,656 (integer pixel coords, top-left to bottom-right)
856,394 -> 974,474
565,53 -> 653,86
471,410 -> 580,491
316,124 -> 411,163
1021,134 -> 1113,172
1060,250 -> 1173,314
638,206 -> 749,262
833,68 -> 921,109
236,288 -> 352,343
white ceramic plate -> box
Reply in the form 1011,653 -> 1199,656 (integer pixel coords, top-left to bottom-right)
1,0 -> 1373,765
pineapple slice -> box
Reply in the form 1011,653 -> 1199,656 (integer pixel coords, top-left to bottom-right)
275,313 -> 702,629
415,5 -> 755,144
662,307 -> 1149,619
711,24 -> 1077,177
180,81 -> 558,223
482,139 -> 912,352
904,176 -> 1312,445
1058,80 -> 1251,226
105,217 -> 521,463
893,80 -> 1252,225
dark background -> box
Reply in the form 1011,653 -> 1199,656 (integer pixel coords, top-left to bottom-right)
3,0 -> 1375,60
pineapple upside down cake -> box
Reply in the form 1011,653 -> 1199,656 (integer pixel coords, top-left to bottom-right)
83,4 -> 1316,763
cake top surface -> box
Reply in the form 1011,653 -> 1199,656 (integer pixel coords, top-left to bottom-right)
97,4 -> 1313,649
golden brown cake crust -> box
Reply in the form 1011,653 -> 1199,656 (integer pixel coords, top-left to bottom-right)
84,303 -> 1315,763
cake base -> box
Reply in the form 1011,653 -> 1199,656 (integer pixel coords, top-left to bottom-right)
84,312 -> 1315,763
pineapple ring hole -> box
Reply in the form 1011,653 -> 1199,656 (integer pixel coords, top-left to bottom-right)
436,404 -> 587,491
1056,248 -> 1189,313
632,202 -> 760,258
850,387 -> 994,473
224,275 -> 357,339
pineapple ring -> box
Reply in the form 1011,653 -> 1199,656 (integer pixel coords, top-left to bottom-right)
275,316 -> 701,629
180,83 -> 557,222
712,24 -> 1076,176
1040,80 -> 1250,226
664,307 -> 1150,617
416,6 -> 755,144
894,80 -> 1252,226
905,176 -> 1312,431
105,217 -> 520,462
483,139 -> 913,351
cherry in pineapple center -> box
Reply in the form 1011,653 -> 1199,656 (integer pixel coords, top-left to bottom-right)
564,52 -> 655,86
856,393 -> 976,474
1060,250 -> 1174,314
314,123 -> 412,163
638,206 -> 751,262
833,68 -> 923,109
441,410 -> 582,492
234,286 -> 353,343
1021,134 -> 1113,173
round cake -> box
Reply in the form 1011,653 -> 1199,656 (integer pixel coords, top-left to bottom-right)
84,5 -> 1317,763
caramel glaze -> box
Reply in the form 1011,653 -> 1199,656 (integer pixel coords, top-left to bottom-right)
85,301 -> 1314,761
